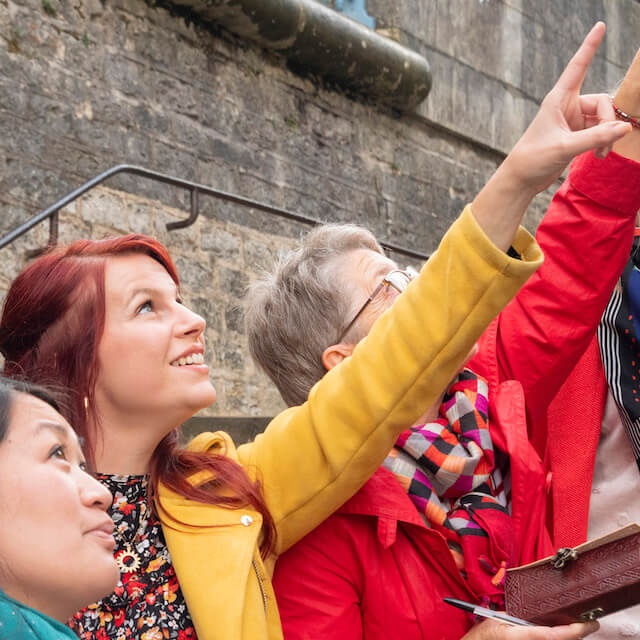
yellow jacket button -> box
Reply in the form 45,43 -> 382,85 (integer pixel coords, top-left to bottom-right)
241,515 -> 253,526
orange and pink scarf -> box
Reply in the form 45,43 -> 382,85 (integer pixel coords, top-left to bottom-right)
383,369 -> 516,606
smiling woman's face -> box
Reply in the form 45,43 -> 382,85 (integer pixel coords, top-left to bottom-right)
94,253 -> 216,435
0,392 -> 119,622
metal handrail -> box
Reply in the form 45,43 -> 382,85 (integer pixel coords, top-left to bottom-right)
0,164 -> 429,261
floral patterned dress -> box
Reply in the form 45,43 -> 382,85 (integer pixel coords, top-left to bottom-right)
68,474 -> 198,640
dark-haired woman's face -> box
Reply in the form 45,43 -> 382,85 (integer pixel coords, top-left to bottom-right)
95,254 -> 216,433
0,393 -> 119,621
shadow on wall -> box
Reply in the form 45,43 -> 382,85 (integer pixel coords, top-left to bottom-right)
182,416 -> 272,445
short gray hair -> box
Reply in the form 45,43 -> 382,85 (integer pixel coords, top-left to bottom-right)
244,224 -> 383,407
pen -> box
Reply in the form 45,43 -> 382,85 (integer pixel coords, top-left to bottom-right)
443,598 -> 536,627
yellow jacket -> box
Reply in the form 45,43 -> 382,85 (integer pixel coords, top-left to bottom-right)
157,205 -> 543,640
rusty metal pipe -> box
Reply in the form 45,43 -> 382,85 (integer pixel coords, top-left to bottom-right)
172,0 -> 431,110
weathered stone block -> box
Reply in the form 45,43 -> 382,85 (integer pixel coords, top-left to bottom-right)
81,189 -> 128,231
126,201 -> 156,235
151,69 -> 200,119
174,254 -> 214,293
217,265 -> 250,300
201,226 -> 242,258
104,54 -> 145,97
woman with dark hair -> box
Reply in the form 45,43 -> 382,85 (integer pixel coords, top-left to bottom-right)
0,377 -> 119,639
0,23 -> 627,640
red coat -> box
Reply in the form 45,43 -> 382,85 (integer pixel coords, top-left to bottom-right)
272,152 -> 640,640
473,150 -> 640,552
273,467 -> 478,640
273,385 -> 546,640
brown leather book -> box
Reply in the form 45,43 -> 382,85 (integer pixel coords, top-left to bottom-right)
505,524 -> 640,625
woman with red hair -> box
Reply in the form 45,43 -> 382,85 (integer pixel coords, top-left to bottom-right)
0,23 -> 627,640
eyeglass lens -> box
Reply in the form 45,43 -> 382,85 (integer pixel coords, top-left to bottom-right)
385,269 -> 415,293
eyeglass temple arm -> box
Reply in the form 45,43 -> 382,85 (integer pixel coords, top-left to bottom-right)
336,281 -> 387,344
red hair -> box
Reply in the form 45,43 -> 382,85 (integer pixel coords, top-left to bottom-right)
0,234 -> 275,556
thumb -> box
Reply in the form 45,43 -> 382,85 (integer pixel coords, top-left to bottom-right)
565,120 -> 631,158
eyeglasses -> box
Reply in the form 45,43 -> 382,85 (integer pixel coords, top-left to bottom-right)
337,267 -> 417,343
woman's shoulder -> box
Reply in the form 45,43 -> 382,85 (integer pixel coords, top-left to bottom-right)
0,590 -> 77,640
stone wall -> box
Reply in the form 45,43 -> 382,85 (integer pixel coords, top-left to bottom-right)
0,184 -> 295,420
1,0 -> 640,423
375,0 -> 640,154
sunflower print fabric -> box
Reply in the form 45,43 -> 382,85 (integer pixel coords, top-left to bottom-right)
68,474 -> 198,640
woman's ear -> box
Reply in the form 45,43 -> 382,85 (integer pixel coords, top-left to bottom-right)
322,343 -> 355,372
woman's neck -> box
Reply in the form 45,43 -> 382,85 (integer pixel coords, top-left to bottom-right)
90,412 -> 176,475
1,582 -> 71,624
93,440 -> 156,475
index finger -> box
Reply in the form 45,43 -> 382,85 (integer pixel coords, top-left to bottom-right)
554,22 -> 606,94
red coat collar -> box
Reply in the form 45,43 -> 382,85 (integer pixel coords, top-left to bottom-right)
337,466 -> 426,529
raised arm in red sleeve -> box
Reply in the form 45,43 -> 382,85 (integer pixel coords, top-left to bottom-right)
473,151 -> 640,456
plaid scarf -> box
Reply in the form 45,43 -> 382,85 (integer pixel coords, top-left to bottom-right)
598,233 -> 640,468
383,369 -> 516,605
